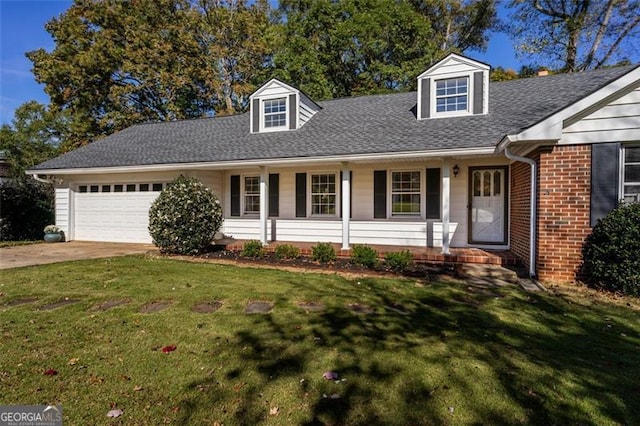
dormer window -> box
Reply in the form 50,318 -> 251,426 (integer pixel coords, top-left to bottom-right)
264,98 -> 287,128
417,53 -> 489,120
435,77 -> 469,113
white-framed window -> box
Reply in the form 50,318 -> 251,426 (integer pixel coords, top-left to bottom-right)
244,175 -> 260,215
263,97 -> 287,128
435,77 -> 469,113
311,173 -> 337,216
391,170 -> 421,215
622,145 -> 640,203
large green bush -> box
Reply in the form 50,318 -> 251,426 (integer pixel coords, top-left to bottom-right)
0,177 -> 54,241
148,176 -> 223,255
580,203 -> 640,297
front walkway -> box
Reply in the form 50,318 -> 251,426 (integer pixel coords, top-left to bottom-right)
225,240 -> 518,266
0,241 -> 155,269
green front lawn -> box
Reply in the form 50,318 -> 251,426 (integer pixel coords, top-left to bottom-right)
0,256 -> 638,425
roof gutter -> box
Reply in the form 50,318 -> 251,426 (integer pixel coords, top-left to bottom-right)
504,137 -> 537,279
30,174 -> 55,184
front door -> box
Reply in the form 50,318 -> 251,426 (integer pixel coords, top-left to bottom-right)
469,167 -> 508,244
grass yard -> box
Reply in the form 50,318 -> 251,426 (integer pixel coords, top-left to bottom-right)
0,255 -> 639,425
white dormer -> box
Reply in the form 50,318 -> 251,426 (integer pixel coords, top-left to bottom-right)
249,79 -> 321,133
417,53 -> 490,120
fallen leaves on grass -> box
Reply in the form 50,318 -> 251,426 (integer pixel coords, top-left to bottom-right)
67,358 -> 79,365
270,406 -> 279,416
133,386 -> 143,392
162,345 -> 177,353
43,369 -> 57,376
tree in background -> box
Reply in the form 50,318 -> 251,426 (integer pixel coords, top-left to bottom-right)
0,101 -> 62,175
28,0 -> 273,148
271,0 -> 497,99
504,0 -> 640,72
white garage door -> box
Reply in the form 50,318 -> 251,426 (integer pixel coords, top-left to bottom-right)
74,183 -> 163,243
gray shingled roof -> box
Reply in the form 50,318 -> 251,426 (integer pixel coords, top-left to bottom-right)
31,65 -> 636,171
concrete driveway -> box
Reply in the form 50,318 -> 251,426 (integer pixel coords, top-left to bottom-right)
0,241 -> 155,269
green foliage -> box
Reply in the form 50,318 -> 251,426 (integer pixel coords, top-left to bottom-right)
384,250 -> 414,273
504,0 -> 638,71
350,244 -> 379,269
242,240 -> 265,258
0,177 -> 54,241
580,203 -> 640,297
28,0 -> 272,148
274,243 -> 300,260
0,102 -> 61,175
148,176 -> 222,255
311,242 -> 336,263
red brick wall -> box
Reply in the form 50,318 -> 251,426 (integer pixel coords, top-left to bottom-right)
536,145 -> 591,282
510,160 -> 532,271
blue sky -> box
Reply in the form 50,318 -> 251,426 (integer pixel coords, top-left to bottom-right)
0,0 -> 524,125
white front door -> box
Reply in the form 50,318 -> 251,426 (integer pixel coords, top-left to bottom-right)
469,167 -> 507,244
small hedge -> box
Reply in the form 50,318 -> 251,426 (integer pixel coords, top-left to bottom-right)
274,244 -> 300,260
0,177 -> 54,241
580,203 -> 640,297
148,176 -> 223,255
311,242 -> 336,263
350,244 -> 378,268
384,250 -> 413,273
242,240 -> 265,258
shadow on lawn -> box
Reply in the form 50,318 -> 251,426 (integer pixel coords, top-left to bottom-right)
177,279 -> 639,425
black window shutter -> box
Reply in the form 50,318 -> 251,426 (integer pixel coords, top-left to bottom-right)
420,78 -> 430,119
590,143 -> 620,226
339,171 -> 353,218
426,168 -> 441,219
373,170 -> 387,218
295,173 -> 307,217
269,174 -> 279,217
230,175 -> 240,217
289,94 -> 297,130
473,71 -> 483,114
252,99 -> 260,133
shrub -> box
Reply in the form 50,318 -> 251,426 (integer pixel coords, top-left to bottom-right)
274,244 -> 300,260
350,244 -> 379,268
580,203 -> 640,297
311,242 -> 336,263
242,240 -> 265,258
384,250 -> 413,273
0,177 -> 54,241
148,176 -> 223,255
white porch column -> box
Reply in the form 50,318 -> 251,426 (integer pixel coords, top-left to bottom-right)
259,167 -> 268,245
341,163 -> 351,250
441,159 -> 451,255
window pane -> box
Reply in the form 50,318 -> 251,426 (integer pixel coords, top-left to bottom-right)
152,183 -> 163,191
90,185 -> 99,193
391,171 -> 421,214
625,164 -> 640,183
473,172 -> 481,196
311,174 -> 336,215
139,183 -> 149,192
435,77 -> 469,112
264,98 -> 287,128
102,185 -> 111,193
114,184 -> 123,193
483,171 -> 491,196
126,184 -> 136,192
625,146 -> 640,163
493,171 -> 501,196
79,185 -> 87,193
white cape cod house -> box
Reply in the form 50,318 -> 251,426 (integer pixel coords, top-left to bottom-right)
28,54 -> 640,282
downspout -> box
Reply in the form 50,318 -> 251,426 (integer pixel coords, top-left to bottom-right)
504,146 -> 537,279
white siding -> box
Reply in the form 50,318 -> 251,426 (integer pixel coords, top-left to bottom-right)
223,219 -> 271,241
350,221 -> 426,246
562,86 -> 640,144
255,81 -> 292,98
54,187 -> 70,236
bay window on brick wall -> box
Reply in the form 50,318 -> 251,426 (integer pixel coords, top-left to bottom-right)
622,145 -> 640,203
